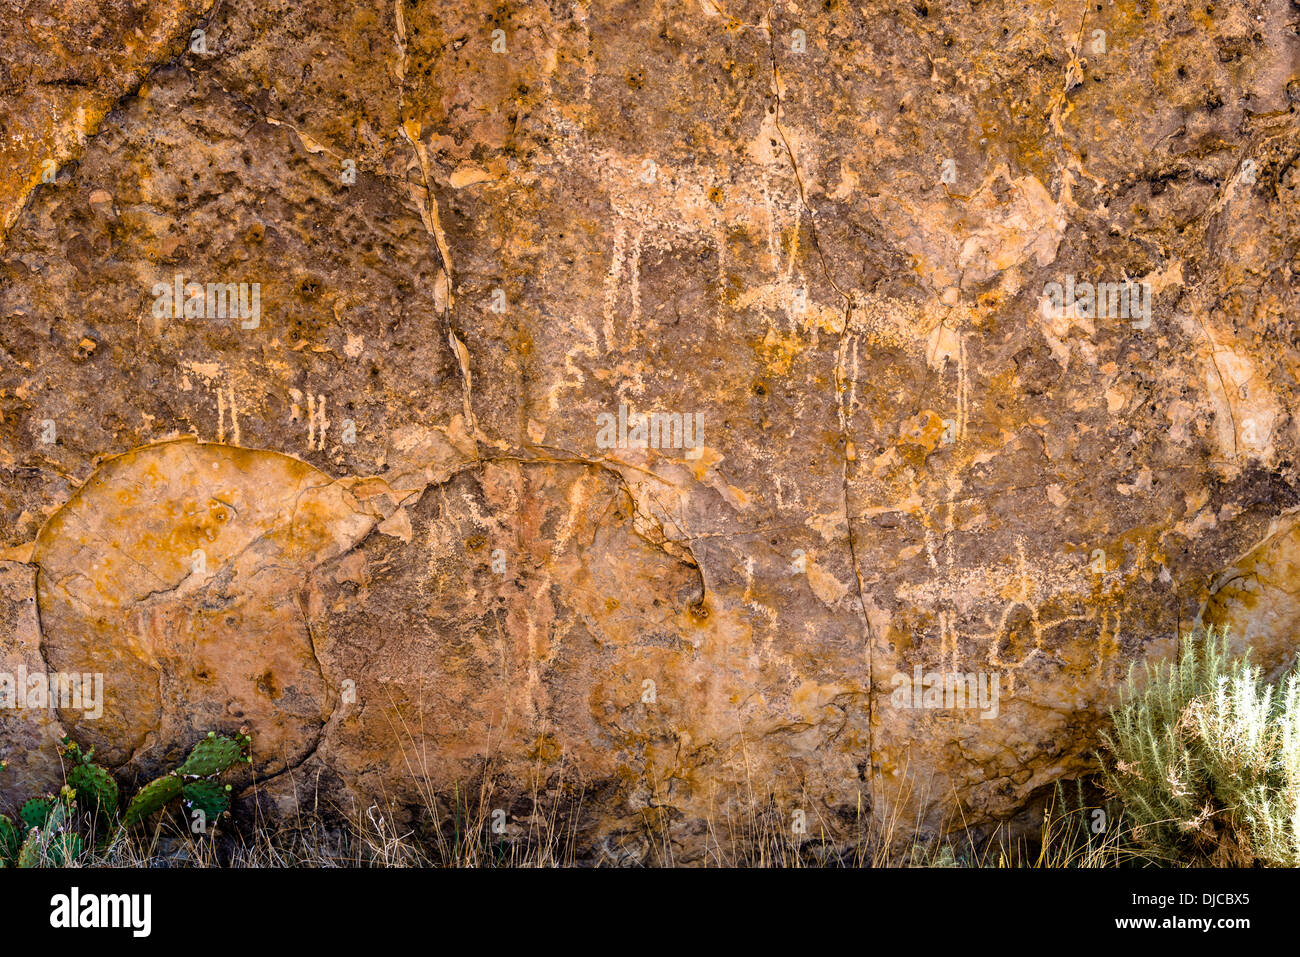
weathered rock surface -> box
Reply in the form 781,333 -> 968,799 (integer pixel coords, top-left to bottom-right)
1,0 -> 1298,861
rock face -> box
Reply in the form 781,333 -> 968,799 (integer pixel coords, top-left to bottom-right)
0,0 -> 1298,861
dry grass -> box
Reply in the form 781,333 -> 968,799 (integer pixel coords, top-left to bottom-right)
10,715 -> 1155,868
30,773 -> 1153,869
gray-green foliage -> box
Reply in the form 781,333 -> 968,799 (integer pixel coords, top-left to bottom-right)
1100,629 -> 1300,866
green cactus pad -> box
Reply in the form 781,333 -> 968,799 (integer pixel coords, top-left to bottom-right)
122,774 -> 182,826
15,825 -> 81,868
0,814 -> 18,864
182,779 -> 231,822
177,733 -> 248,777
44,800 -> 68,832
19,797 -> 53,831
16,829 -> 42,868
67,761 -> 119,817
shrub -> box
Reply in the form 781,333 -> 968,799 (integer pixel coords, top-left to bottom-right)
1100,628 -> 1300,866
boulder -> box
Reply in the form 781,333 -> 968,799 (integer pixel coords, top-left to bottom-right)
2,0 -> 1298,861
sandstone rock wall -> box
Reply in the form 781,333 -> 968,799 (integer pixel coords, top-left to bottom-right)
1,0 -> 1298,861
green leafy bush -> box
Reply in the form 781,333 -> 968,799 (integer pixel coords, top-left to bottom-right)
1100,629 -> 1300,866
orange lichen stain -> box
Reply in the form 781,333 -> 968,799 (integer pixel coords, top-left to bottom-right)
885,621 -> 915,655
686,600 -> 710,626
688,446 -> 723,481
255,670 -> 280,698
1188,5 -> 1214,30
780,224 -> 802,257
1208,574 -> 1261,617
528,733 -> 563,764
638,806 -> 675,830
723,484 -> 751,507
974,288 -> 1006,313
968,368 -> 1027,436
608,729 -> 653,751
898,410 -> 946,452
515,328 -> 534,357
754,327 -> 805,377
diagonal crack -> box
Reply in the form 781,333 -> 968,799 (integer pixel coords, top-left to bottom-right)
0,0 -> 227,251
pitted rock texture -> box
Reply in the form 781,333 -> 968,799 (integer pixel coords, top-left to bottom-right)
1,0 -> 1298,861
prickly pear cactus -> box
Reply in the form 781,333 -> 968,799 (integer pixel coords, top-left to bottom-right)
122,774 -> 183,827
182,779 -> 231,822
8,728 -> 254,840
43,798 -> 68,837
177,731 -> 252,777
63,741 -> 118,818
19,797 -> 53,831
15,799 -> 82,867
124,729 -> 252,830
44,801 -> 79,866
17,829 -> 82,867
15,828 -> 42,868
0,814 -> 18,866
